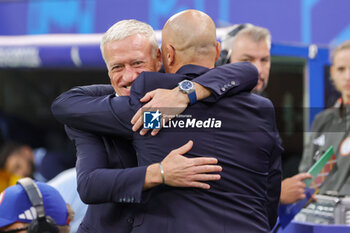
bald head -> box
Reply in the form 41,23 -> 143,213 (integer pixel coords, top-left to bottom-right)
161,10 -> 220,73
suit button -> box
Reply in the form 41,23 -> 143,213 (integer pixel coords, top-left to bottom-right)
231,80 -> 236,85
221,87 -> 226,92
128,217 -> 134,224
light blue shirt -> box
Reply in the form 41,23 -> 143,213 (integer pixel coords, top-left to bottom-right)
48,168 -> 87,233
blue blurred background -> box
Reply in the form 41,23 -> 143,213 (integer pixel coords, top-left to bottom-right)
0,0 -> 349,46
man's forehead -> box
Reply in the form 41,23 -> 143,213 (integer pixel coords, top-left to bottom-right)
231,37 -> 270,58
105,40 -> 153,64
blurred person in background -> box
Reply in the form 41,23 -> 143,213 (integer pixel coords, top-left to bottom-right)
0,142 -> 34,192
48,168 -> 87,233
0,142 -> 34,179
218,23 -> 313,205
299,40 -> 350,195
0,178 -> 73,233
0,141 -> 72,185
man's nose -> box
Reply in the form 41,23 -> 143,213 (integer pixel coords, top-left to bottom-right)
345,67 -> 350,80
123,66 -> 138,83
253,61 -> 263,76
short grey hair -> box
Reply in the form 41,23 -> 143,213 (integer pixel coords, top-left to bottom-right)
221,23 -> 271,52
100,19 -> 158,61
331,40 -> 350,63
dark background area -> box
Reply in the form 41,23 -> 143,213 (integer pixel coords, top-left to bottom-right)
0,68 -> 109,167
264,56 -> 305,178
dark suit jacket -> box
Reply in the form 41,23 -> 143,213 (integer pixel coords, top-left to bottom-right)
85,63 -> 281,233
52,62 -> 260,233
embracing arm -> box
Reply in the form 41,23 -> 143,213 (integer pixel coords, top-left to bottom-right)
131,62 -> 258,134
66,126 -> 146,204
162,62 -> 258,103
67,126 -> 222,204
52,85 -> 133,137
137,62 -> 258,107
193,61 -> 258,102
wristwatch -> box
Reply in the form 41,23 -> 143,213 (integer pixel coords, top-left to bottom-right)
178,80 -> 197,105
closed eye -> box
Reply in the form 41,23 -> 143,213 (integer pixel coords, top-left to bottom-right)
113,65 -> 122,70
261,56 -> 270,63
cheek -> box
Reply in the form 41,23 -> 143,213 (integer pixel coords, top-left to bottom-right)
134,67 -> 144,75
5,158 -> 27,176
264,67 -> 270,78
263,63 -> 271,73
331,76 -> 345,94
110,74 -> 122,86
332,75 -> 343,87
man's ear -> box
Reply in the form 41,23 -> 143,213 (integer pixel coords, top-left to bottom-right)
215,42 -> 221,62
156,48 -> 162,71
166,44 -> 175,66
330,64 -> 334,78
330,64 -> 335,84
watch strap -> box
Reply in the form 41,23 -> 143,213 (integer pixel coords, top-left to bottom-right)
188,91 -> 197,105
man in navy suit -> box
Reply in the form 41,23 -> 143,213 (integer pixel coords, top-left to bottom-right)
52,16 -> 261,233
127,11 -> 281,232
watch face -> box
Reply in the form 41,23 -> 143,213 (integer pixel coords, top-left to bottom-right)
180,80 -> 194,91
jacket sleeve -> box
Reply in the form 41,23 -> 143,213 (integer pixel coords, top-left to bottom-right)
65,126 -> 146,204
193,62 -> 258,103
265,104 -> 283,229
51,84 -> 133,137
266,132 -> 283,229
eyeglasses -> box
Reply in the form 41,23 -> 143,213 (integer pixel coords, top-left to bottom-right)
0,226 -> 28,233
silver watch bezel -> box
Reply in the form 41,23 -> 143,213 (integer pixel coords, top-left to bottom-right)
178,80 -> 195,94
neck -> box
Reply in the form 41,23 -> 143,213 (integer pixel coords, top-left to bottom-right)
173,59 -> 214,73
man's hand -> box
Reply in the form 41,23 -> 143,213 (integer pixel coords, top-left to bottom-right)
143,140 -> 222,190
131,83 -> 211,136
280,173 -> 313,204
131,87 -> 189,136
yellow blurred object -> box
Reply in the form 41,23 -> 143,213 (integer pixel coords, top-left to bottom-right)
0,169 -> 21,192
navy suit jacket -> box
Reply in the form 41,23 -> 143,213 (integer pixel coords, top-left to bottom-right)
52,62 -> 260,233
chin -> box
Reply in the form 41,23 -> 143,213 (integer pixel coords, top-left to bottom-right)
120,89 -> 130,96
252,86 -> 263,94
